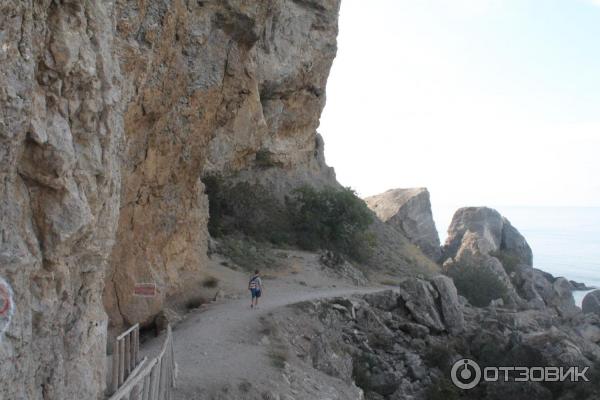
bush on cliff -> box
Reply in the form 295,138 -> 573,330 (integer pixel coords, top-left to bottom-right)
286,186 -> 375,262
447,263 -> 507,307
203,177 -> 375,262
203,175 -> 292,244
490,249 -> 521,276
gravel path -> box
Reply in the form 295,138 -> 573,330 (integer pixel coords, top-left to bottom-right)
141,278 -> 387,399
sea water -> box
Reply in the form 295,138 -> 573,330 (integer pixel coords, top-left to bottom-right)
434,206 -> 600,306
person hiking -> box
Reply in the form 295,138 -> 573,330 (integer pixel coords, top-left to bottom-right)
248,270 -> 262,309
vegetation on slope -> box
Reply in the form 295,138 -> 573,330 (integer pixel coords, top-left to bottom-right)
447,263 -> 507,307
203,176 -> 375,262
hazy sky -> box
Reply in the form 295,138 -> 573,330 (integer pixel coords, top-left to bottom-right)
319,0 -> 600,210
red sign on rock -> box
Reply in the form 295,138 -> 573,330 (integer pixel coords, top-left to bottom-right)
133,283 -> 158,297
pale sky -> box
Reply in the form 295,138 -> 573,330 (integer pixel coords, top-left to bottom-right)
319,0 -> 600,211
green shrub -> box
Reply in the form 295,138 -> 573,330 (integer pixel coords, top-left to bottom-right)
286,186 -> 375,261
203,176 -> 375,262
447,263 -> 507,307
255,148 -> 279,168
202,276 -> 219,288
490,250 -> 521,275
202,175 -> 292,244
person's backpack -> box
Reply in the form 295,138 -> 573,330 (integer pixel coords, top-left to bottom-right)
248,276 -> 258,290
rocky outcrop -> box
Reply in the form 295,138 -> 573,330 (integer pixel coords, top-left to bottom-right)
365,188 -> 441,260
1,0 -> 341,397
442,207 -> 531,306
443,207 -> 532,266
272,280 -> 600,400
583,290 -> 600,316
442,207 -> 581,317
431,275 -> 465,334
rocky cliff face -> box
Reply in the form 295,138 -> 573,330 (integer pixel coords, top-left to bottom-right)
0,2 -> 122,399
365,188 -> 441,261
104,0 -> 341,334
0,0 -> 341,398
271,279 -> 600,400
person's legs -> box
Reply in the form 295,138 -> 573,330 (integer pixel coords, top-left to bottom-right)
254,289 -> 261,308
251,289 -> 258,308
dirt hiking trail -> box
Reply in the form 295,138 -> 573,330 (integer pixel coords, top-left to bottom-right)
141,250 -> 392,399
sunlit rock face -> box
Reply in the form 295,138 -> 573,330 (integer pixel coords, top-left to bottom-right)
365,188 -> 441,261
105,0 -> 341,334
1,0 -> 340,397
0,2 -> 122,398
443,207 -> 533,267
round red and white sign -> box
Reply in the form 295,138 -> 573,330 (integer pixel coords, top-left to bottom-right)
0,277 -> 14,339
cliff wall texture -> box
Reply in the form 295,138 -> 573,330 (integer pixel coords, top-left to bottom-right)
0,0 -> 340,398
0,2 -> 122,398
105,0 -> 340,334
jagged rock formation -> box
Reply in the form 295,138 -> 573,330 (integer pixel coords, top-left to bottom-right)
0,0 -> 341,398
271,279 -> 600,400
365,188 -> 441,260
442,207 -> 579,316
443,207 -> 532,267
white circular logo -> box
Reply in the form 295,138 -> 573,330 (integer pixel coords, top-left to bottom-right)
451,358 -> 482,390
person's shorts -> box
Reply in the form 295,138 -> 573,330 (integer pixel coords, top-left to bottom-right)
251,288 -> 261,298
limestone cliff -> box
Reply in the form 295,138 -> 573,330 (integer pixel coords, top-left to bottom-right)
105,0 -> 341,333
0,2 -> 121,398
0,0 -> 341,398
365,188 -> 441,261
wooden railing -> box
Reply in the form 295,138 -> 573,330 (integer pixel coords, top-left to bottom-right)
108,325 -> 176,400
111,324 -> 141,394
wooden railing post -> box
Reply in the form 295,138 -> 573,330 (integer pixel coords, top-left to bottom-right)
107,324 -> 174,400
118,339 -> 125,386
111,339 -> 119,394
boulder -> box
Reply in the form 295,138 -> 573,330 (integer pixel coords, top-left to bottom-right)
363,291 -> 401,312
576,323 -> 600,343
310,334 -> 353,382
397,278 -> 445,332
443,207 -> 532,267
365,188 -> 441,260
354,354 -> 402,396
520,270 -> 579,317
431,275 -> 465,334
442,207 -> 535,307
551,278 -> 579,318
582,290 -> 600,316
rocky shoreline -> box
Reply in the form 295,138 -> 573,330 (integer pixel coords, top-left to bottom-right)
269,277 -> 600,399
